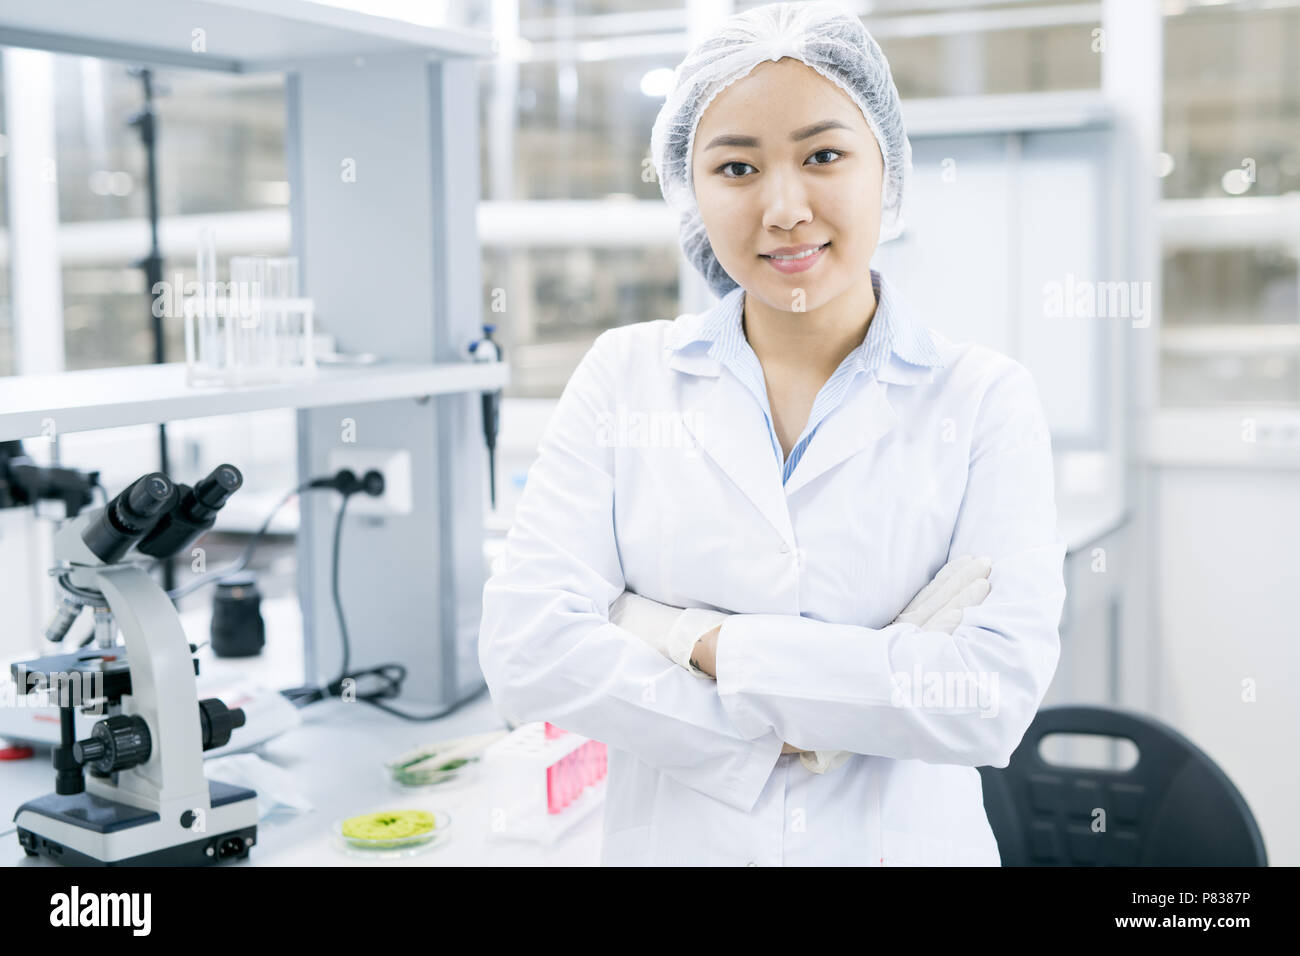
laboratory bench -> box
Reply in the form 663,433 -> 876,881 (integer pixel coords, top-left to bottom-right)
0,595 -> 602,867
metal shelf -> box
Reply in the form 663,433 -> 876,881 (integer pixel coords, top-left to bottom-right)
0,0 -> 494,73
0,360 -> 509,441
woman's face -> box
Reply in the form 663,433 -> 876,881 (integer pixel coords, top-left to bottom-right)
690,57 -> 885,312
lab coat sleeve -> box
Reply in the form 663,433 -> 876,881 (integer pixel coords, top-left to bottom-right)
713,361 -> 1067,768
479,330 -> 784,812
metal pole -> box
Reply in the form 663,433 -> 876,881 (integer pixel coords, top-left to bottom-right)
127,67 -> 174,594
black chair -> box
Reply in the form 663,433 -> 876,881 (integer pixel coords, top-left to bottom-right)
978,705 -> 1267,865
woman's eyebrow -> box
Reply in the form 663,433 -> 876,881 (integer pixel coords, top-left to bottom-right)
702,119 -> 851,151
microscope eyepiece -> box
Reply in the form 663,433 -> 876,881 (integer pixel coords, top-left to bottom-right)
135,475 -> 172,509
191,464 -> 242,516
136,464 -> 243,559
82,472 -> 177,563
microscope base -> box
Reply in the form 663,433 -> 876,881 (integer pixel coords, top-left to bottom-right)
13,778 -> 259,866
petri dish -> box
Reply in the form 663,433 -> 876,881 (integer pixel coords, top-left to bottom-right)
332,808 -> 451,860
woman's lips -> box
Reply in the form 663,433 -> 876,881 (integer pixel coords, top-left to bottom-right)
761,242 -> 829,274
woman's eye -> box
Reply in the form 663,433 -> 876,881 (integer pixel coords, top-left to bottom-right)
807,149 -> 843,165
718,161 -> 755,178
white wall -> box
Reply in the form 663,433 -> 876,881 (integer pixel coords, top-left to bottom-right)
1150,464 -> 1300,865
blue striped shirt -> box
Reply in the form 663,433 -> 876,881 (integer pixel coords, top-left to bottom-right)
666,269 -> 943,485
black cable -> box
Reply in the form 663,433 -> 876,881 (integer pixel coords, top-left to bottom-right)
58,469 -> 483,720
332,492 -> 352,680
278,484 -> 490,722
166,480 -> 311,600
86,466 -> 483,721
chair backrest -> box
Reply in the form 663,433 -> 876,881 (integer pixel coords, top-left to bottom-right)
978,705 -> 1267,865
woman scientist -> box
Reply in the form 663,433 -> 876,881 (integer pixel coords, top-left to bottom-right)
479,0 -> 1067,866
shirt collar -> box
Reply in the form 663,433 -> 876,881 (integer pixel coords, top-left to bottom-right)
665,269 -> 944,373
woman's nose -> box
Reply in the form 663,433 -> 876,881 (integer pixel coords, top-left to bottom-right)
760,167 -> 813,232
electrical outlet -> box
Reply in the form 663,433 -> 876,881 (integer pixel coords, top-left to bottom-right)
325,448 -> 412,516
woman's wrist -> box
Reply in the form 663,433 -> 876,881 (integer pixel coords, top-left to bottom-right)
690,624 -> 722,678
691,626 -> 804,755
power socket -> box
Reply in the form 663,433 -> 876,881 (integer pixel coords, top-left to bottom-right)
325,448 -> 412,516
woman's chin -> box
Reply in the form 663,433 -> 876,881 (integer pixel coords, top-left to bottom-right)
747,268 -> 846,308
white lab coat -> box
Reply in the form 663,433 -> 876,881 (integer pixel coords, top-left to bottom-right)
479,286 -> 1067,866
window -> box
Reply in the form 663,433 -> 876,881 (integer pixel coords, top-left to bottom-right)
1160,3 -> 1300,406
46,57 -> 288,371
0,70 -> 11,376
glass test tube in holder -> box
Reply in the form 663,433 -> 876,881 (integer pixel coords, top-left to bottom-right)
184,229 -> 317,386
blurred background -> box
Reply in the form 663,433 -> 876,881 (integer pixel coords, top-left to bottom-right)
3,0 -> 1296,397
0,0 -> 1295,864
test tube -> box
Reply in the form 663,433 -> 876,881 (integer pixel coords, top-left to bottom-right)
196,227 -> 216,372
573,749 -> 585,797
546,763 -> 559,814
265,256 -> 299,370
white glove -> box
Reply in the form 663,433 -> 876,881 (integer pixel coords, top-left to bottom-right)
894,553 -> 993,633
609,590 -> 727,679
798,554 -> 993,775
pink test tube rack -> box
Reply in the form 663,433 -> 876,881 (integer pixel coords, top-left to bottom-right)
544,726 -> 607,815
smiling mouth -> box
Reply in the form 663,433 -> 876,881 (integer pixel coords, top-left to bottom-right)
760,242 -> 830,261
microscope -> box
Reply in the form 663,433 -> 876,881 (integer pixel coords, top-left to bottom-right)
11,465 -> 259,865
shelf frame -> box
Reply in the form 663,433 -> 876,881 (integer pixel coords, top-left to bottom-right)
0,360 -> 508,442
0,1 -> 497,711
0,0 -> 494,73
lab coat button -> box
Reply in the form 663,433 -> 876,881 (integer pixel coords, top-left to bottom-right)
795,547 -> 805,568
747,860 -> 758,867
778,543 -> 791,554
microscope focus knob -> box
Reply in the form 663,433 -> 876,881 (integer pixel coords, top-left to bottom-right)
72,714 -> 152,774
198,697 -> 246,751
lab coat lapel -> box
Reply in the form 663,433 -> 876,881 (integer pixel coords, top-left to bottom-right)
671,355 -> 795,545
782,374 -> 900,497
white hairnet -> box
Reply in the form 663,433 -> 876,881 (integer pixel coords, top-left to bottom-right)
649,1 -> 911,299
